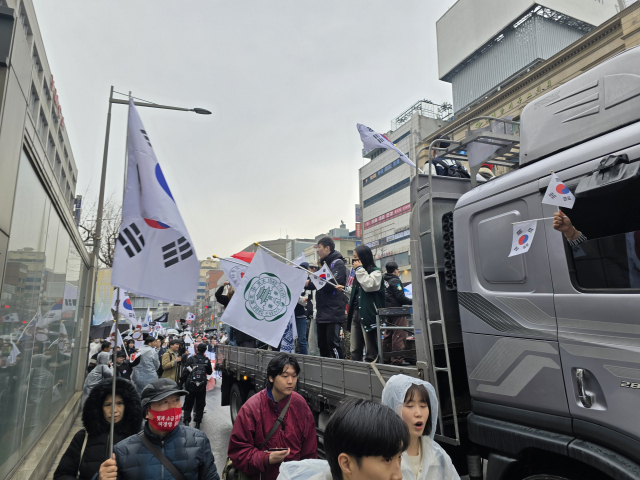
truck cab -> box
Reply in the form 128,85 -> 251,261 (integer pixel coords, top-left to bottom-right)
443,46 -> 640,480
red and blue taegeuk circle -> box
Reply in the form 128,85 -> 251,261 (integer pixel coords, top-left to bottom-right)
123,299 -> 133,311
556,183 -> 570,194
142,164 -> 175,229
518,235 -> 529,245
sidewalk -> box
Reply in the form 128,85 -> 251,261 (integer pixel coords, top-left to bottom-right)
44,415 -> 83,480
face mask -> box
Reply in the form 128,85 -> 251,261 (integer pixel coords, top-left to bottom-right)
148,407 -> 182,432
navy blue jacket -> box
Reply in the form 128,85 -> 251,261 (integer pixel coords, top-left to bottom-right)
112,424 -> 220,480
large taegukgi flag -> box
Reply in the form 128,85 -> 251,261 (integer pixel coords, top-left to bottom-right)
357,123 -> 415,168
220,249 -> 307,347
112,99 -> 199,304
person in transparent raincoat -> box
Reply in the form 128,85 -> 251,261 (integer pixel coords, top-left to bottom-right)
381,375 -> 460,480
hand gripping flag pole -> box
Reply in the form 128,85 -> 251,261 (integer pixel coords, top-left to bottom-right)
253,242 -> 350,297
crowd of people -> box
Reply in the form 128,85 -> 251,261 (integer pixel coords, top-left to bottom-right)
217,237 -> 414,365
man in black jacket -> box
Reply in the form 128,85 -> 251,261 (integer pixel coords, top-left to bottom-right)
115,350 -> 133,380
180,343 -> 213,429
383,262 -> 412,365
309,237 -> 348,359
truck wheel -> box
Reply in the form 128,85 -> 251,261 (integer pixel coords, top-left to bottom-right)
230,384 -> 244,425
246,389 -> 256,400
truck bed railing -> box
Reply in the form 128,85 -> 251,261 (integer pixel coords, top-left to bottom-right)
215,345 -> 424,409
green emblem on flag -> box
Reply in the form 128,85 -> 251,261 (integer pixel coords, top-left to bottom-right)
244,273 -> 291,322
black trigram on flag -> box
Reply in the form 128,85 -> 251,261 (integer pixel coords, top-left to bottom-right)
140,129 -> 152,148
119,223 -> 145,258
162,237 -> 193,268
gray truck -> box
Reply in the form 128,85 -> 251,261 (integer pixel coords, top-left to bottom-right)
216,46 -> 640,480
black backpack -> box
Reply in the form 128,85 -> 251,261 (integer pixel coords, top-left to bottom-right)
186,356 -> 208,393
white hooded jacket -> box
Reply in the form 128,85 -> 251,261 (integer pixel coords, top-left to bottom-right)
381,375 -> 460,480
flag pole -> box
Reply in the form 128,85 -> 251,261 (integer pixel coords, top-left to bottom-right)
211,254 -> 248,267
254,242 -> 348,296
109,288 -> 120,457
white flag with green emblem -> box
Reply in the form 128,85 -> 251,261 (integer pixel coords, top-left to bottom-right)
220,248 -> 307,347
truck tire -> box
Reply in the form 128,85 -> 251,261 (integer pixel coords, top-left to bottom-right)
230,383 -> 244,425
247,389 -> 256,400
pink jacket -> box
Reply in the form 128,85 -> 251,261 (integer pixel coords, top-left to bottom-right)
227,389 -> 318,480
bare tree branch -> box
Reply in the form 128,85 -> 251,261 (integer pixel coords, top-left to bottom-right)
78,193 -> 122,268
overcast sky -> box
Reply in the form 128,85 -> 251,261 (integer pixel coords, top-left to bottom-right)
33,0 -> 456,258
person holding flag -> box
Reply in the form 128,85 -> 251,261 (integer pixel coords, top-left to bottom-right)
346,245 -> 386,363
306,237 -> 348,359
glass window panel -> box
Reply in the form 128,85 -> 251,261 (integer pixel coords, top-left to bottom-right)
0,150 -> 89,476
0,151 -> 51,477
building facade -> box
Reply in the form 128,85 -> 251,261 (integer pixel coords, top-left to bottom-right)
437,0 -> 622,113
0,1 -> 90,478
360,107 -> 449,282
421,1 -> 640,163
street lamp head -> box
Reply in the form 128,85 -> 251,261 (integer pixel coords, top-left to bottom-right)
192,108 -> 212,115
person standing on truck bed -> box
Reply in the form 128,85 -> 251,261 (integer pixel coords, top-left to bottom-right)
346,245 -> 386,363
383,261 -> 412,366
308,237 -> 348,359
227,353 -> 318,480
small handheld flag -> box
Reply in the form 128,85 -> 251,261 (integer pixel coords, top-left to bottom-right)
509,220 -> 538,257
310,263 -> 335,290
220,258 -> 249,290
542,172 -> 575,209
346,268 -> 355,288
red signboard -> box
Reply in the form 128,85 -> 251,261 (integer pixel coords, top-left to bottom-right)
364,203 -> 411,230
356,223 -> 361,238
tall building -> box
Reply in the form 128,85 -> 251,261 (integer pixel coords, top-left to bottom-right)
437,0 -> 622,114
0,1 -> 90,478
360,105 -> 450,282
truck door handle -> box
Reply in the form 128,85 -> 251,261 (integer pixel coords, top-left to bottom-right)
576,368 -> 593,408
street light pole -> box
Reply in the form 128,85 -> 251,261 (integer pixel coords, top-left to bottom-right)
81,84 -> 211,397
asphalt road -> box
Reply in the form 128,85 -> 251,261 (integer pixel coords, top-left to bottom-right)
197,382 -> 233,475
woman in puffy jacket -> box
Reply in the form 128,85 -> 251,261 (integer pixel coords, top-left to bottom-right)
381,375 -> 460,480
346,245 -> 386,362
54,377 -> 142,480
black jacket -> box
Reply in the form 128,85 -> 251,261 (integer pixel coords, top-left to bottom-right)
113,424 -> 219,479
116,359 -> 133,380
180,353 -> 213,385
383,273 -> 412,308
215,285 -> 230,307
309,250 -> 348,324
54,378 -> 143,480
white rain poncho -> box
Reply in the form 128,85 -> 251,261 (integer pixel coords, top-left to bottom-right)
381,375 -> 460,480
82,352 -> 112,405
131,344 -> 160,394
276,459 -> 332,480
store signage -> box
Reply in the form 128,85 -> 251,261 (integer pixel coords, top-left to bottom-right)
50,75 -> 65,129
364,203 -> 410,230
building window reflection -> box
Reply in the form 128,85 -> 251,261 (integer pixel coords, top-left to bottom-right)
0,150 -> 88,478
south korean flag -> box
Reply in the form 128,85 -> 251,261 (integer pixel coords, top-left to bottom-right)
541,172 -> 575,209
112,99 -> 199,305
310,263 -> 335,290
509,221 -> 538,257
